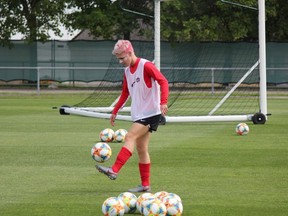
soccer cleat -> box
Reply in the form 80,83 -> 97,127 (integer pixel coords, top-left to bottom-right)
128,185 -> 151,193
95,165 -> 118,180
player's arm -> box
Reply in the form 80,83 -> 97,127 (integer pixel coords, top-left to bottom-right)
110,76 -> 129,126
144,62 -> 169,115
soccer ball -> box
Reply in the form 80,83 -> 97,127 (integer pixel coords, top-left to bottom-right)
118,192 -> 137,214
162,196 -> 183,216
136,192 -> 155,213
142,199 -> 167,216
235,123 -> 249,135
163,193 -> 182,203
100,128 -> 115,142
113,129 -> 127,143
154,191 -> 169,201
140,196 -> 157,214
102,197 -> 125,216
91,142 -> 112,163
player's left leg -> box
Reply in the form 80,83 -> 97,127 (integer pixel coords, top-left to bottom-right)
128,132 -> 151,192
136,131 -> 151,164
128,114 -> 161,192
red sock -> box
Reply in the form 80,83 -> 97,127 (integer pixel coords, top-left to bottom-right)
111,147 -> 132,173
139,163 -> 150,187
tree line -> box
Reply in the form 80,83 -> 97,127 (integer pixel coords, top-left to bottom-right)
0,0 -> 287,47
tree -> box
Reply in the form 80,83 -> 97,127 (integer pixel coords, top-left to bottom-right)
160,0 -> 288,42
266,0 -> 288,41
161,0 -> 258,42
0,0 -> 287,47
0,0 -> 67,47
65,0 -> 153,40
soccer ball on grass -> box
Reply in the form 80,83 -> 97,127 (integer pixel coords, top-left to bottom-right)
113,129 -> 127,143
100,128 -> 115,142
118,192 -> 137,214
102,197 -> 125,216
163,197 -> 183,216
142,198 -> 167,216
235,123 -> 249,135
154,191 -> 169,201
162,193 -> 183,216
136,192 -> 156,214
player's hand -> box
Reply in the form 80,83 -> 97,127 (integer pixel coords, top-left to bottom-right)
160,104 -> 168,116
110,114 -> 117,126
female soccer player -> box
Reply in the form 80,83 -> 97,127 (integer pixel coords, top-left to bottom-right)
96,40 -> 169,192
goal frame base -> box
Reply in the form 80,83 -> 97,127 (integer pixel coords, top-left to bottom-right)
59,106 -> 266,124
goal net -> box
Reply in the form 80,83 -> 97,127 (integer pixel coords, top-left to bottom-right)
60,0 -> 267,124
60,41 -> 262,123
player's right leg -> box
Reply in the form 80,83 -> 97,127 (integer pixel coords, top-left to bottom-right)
96,122 -> 148,180
95,165 -> 118,180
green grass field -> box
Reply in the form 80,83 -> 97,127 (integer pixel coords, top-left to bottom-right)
1,90 -> 288,216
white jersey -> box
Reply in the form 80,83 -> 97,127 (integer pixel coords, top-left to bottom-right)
125,58 -> 161,121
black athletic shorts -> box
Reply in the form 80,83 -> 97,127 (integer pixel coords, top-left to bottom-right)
134,114 -> 162,133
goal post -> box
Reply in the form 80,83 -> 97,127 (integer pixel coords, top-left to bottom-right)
258,0 -> 267,120
154,0 -> 161,70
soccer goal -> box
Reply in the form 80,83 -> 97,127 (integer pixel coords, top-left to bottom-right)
60,0 -> 267,124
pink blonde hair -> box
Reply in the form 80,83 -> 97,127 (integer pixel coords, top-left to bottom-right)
112,40 -> 134,55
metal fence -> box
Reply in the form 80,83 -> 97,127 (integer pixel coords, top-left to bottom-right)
0,66 -> 287,94
1,40 -> 288,93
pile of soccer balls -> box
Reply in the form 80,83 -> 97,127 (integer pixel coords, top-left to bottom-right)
91,128 -> 127,163
102,191 -> 183,216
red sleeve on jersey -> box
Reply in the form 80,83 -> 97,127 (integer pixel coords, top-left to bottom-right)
112,75 -> 130,115
144,62 -> 169,105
